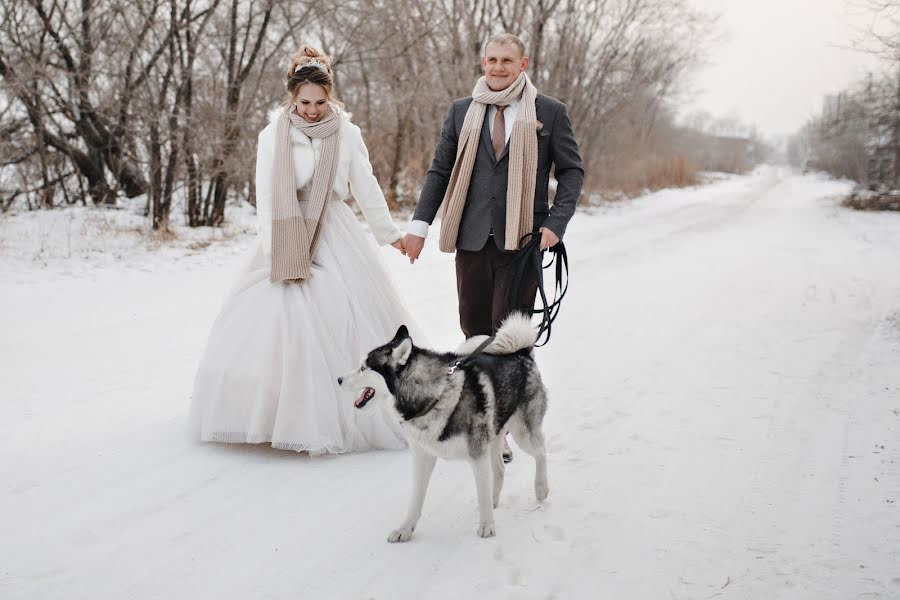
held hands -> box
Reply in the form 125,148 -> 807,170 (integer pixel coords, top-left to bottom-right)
393,229 -> 554,260
539,227 -> 560,250
401,233 -> 425,264
391,234 -> 425,264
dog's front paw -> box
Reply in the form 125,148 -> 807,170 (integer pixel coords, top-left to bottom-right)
387,526 -> 415,543
535,481 -> 549,501
477,521 -> 496,538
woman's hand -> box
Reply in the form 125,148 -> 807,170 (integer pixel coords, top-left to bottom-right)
390,239 -> 406,255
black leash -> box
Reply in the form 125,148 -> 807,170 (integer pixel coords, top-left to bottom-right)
437,231 -> 568,393
447,335 -> 496,376
504,231 -> 569,347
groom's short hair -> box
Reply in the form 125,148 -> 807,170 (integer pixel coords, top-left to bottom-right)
485,33 -> 526,58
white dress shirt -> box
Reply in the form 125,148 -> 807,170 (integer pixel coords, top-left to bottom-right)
488,100 -> 519,145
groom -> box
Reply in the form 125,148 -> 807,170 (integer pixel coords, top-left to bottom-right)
403,34 -> 584,455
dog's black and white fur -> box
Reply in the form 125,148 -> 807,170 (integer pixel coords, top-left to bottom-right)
338,313 -> 549,541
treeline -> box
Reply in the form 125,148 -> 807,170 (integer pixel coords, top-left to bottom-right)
788,0 -> 900,196
1,0 -> 719,228
789,72 -> 899,188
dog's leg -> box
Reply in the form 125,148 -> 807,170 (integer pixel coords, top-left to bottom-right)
470,454 -> 496,538
510,420 -> 549,501
388,444 -> 437,543
529,428 -> 549,501
490,435 -> 506,508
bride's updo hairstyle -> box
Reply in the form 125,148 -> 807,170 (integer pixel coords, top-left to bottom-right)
285,45 -> 340,105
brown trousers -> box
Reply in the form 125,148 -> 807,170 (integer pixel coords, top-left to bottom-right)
455,241 -> 540,338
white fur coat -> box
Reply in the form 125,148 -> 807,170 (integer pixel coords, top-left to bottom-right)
255,110 -> 401,262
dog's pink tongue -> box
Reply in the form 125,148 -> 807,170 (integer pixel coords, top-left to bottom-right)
355,387 -> 374,408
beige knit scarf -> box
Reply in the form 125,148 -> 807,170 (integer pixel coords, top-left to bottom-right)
438,72 -> 538,252
270,105 -> 342,282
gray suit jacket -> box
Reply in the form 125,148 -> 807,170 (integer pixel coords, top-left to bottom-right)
414,93 -> 584,251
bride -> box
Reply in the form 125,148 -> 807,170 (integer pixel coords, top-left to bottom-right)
190,45 -> 422,454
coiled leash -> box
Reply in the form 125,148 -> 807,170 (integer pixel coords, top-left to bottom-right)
442,231 -> 569,386
504,231 -> 569,347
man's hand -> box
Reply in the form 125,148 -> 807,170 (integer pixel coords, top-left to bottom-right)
390,238 -> 406,254
539,227 -> 559,250
401,233 -> 425,264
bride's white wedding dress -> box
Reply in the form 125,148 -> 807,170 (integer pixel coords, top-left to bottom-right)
190,110 -> 423,453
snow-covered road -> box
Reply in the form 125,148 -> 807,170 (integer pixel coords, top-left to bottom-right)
2,167 -> 899,599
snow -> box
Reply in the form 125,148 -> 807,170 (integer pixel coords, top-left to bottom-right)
2,166 -> 899,599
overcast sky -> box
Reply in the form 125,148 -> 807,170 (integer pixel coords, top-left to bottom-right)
684,0 -> 885,137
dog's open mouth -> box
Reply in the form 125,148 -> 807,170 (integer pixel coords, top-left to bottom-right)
354,387 -> 375,408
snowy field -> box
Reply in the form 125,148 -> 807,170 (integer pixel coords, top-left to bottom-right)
1,166 -> 899,599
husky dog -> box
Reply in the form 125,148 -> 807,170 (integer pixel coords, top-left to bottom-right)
337,313 -> 549,541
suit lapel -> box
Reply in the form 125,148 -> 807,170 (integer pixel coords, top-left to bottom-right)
479,113 -> 496,164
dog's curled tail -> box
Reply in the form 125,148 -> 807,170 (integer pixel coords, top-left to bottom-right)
455,312 -> 537,356
490,312 -> 538,354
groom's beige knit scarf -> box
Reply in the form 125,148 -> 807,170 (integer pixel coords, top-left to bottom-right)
270,106 -> 342,283
438,72 -> 538,252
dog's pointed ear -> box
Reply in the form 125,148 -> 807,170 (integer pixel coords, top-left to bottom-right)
392,325 -> 410,344
392,337 -> 412,366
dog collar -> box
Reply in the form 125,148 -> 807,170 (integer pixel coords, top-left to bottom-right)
411,396 -> 442,420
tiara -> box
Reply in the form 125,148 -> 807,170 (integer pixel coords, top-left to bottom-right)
294,58 -> 329,75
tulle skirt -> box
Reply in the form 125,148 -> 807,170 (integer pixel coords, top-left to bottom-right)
189,202 -> 424,453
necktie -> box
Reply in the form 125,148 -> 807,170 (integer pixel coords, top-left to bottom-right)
492,105 -> 506,161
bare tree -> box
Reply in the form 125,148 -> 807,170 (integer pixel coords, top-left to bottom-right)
1,0 -> 718,222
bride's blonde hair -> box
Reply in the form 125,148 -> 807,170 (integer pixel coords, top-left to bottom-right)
285,45 -> 341,107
